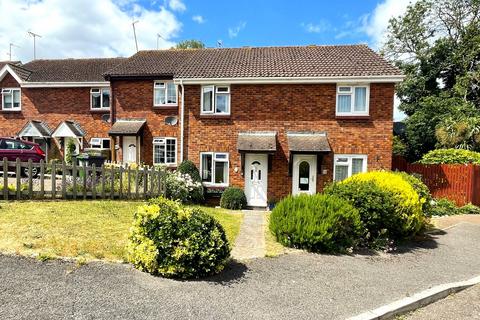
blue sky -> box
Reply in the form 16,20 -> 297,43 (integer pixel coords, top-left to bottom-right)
167,0 -> 382,48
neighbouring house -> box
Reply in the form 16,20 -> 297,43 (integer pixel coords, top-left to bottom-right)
0,58 -> 125,161
0,44 -> 403,206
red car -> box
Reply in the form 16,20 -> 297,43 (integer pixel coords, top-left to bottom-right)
0,137 -> 46,177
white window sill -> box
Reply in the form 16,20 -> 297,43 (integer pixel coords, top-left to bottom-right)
154,104 -> 178,108
202,182 -> 229,188
1,109 -> 21,112
90,108 -> 111,112
153,163 -> 177,167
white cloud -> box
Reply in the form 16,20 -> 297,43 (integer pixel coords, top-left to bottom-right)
228,21 -> 246,39
192,15 -> 205,24
0,0 -> 182,62
301,21 -> 330,34
361,0 -> 418,49
168,0 -> 186,12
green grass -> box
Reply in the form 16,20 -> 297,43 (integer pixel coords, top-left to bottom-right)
264,212 -> 289,257
0,201 -> 243,262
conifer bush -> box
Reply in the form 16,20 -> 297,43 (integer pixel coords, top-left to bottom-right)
269,194 -> 362,253
127,197 -> 230,279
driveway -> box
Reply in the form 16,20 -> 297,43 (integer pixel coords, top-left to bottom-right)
1,223 -> 479,320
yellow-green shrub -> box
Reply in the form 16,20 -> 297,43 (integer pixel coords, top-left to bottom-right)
342,171 -> 425,237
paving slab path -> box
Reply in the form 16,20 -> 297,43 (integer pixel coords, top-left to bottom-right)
231,210 -> 266,260
1,223 -> 480,319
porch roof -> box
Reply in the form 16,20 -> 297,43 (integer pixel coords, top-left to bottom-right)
108,119 -> 146,136
287,131 -> 331,153
52,120 -> 85,138
18,120 -> 52,138
237,131 -> 277,152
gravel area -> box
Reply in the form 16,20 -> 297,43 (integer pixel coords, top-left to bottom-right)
0,223 -> 479,320
404,285 -> 480,320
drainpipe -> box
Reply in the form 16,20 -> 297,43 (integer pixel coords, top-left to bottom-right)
179,80 -> 185,163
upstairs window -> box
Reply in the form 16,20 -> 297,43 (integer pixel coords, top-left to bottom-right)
91,88 -> 110,110
153,137 -> 176,165
336,85 -> 369,116
333,154 -> 367,181
89,138 -> 111,150
154,81 -> 177,106
201,85 -> 230,115
200,152 -> 229,186
2,88 -> 21,111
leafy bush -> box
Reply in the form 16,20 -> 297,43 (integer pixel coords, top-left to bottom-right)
458,203 -> 480,215
220,187 -> 247,210
341,171 -> 425,238
269,194 -> 363,253
394,171 -> 432,214
0,183 -> 27,192
324,181 -> 399,245
127,197 -> 230,278
419,149 -> 480,165
428,198 -> 458,216
163,170 -> 203,204
393,136 -> 407,156
177,160 -> 202,182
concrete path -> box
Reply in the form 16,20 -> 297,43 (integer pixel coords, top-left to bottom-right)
231,210 -> 266,260
404,284 -> 480,320
431,214 -> 480,230
1,223 -> 480,319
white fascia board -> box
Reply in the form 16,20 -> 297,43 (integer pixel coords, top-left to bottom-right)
0,65 -> 24,85
174,75 -> 405,85
21,82 -> 110,88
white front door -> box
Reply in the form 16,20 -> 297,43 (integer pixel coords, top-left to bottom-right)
123,136 -> 137,163
245,153 -> 268,207
292,155 -> 317,195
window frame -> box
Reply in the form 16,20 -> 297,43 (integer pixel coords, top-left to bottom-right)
333,154 -> 368,181
152,137 -> 177,166
153,81 -> 177,107
1,88 -> 21,111
200,152 -> 229,186
89,138 -> 111,150
200,85 -> 231,115
90,88 -> 111,111
335,84 -> 370,116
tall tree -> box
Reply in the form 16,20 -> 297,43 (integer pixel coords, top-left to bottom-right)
174,40 -> 205,49
383,0 -> 480,159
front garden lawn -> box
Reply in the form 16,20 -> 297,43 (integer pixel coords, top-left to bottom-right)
0,201 -> 243,262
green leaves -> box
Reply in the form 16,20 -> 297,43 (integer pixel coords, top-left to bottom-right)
418,148 -> 480,164
220,187 -> 247,210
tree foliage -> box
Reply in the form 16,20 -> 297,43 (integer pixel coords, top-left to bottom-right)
174,39 -> 205,49
383,0 -> 480,160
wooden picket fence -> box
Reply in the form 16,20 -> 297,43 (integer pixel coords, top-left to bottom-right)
1,158 -> 166,201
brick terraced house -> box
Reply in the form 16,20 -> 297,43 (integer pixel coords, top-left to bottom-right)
0,45 -> 403,206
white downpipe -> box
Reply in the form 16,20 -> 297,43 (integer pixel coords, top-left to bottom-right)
180,80 -> 184,163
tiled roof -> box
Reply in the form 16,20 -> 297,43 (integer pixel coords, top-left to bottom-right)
105,45 -> 402,79
287,132 -> 331,152
21,58 -> 125,82
237,132 -> 277,152
18,120 -> 53,137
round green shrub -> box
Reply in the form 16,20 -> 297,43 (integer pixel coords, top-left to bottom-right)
458,203 -> 480,215
418,149 -> 480,165
127,197 -> 230,278
341,171 -> 425,237
177,160 -> 202,182
394,171 -> 432,214
269,194 -> 363,253
324,181 -> 400,244
429,198 -> 458,216
220,187 -> 247,210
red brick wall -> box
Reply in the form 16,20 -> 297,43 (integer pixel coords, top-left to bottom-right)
0,73 -> 111,157
183,83 -> 394,200
111,79 -> 179,164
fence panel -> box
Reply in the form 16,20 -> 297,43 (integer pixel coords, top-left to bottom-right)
0,158 -> 165,201
393,156 -> 480,206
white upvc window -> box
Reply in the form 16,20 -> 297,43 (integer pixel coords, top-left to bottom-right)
200,152 -> 229,186
1,88 -> 21,111
153,137 -> 177,165
201,85 -> 230,115
91,88 -> 110,110
333,154 -> 368,181
89,138 -> 111,150
154,81 -> 177,106
336,85 -> 369,116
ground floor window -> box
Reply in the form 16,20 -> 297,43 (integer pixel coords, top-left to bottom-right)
89,138 -> 111,150
153,137 -> 176,165
333,154 -> 367,181
200,152 -> 229,186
